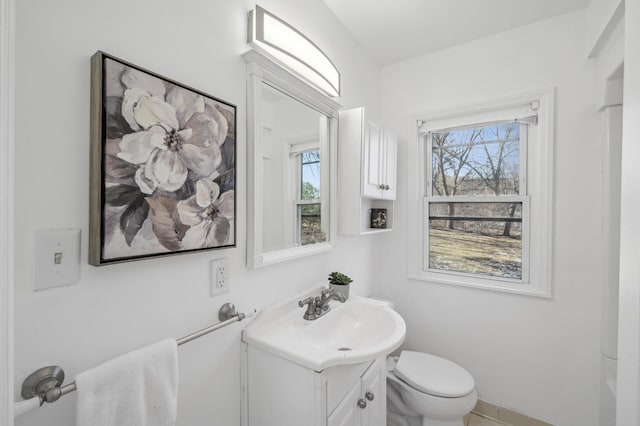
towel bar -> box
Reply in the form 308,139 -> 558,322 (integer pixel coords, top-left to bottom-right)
15,302 -> 256,417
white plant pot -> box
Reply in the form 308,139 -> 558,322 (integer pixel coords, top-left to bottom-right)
330,283 -> 350,300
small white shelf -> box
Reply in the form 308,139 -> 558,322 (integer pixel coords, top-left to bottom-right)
358,198 -> 394,234
360,228 -> 393,235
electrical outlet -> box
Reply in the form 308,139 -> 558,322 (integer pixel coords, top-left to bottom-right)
210,258 -> 230,296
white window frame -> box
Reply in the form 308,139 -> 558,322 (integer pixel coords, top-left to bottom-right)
407,89 -> 554,297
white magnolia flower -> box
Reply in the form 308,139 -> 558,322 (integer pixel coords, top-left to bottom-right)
116,68 -> 229,194
177,179 -> 234,249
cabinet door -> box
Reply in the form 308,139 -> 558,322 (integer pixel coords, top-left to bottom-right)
328,378 -> 362,426
360,359 -> 386,426
381,132 -> 397,201
362,121 -> 383,198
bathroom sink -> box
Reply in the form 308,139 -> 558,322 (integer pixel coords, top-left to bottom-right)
242,291 -> 406,370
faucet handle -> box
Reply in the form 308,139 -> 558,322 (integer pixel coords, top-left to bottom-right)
299,296 -> 319,320
298,297 -> 315,308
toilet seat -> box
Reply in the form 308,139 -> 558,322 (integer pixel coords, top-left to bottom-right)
394,351 -> 475,398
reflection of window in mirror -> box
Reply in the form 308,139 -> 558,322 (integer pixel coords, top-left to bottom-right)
260,83 -> 329,252
297,150 -> 325,245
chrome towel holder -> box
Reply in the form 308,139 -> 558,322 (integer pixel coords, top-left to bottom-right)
18,302 -> 254,412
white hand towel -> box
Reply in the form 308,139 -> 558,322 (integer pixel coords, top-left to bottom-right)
75,339 -> 178,426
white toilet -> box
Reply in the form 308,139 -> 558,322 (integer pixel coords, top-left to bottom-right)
387,351 -> 478,426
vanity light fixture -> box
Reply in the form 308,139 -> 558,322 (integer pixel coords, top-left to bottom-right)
247,5 -> 340,97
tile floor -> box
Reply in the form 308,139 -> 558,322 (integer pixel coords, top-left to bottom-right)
469,399 -> 554,426
465,413 -> 510,426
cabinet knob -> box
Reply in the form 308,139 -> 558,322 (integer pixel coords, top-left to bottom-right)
357,398 -> 367,409
365,391 -> 375,401
384,185 -> 390,190
378,184 -> 385,189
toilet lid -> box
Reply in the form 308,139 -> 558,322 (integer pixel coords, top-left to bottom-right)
394,351 -> 475,398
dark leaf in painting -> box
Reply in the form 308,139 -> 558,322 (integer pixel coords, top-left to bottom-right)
120,196 -> 149,246
146,196 -> 183,251
105,154 -> 136,179
215,168 -> 235,194
174,177 -> 196,200
213,216 -> 230,245
175,217 -> 190,243
105,96 -> 133,139
103,206 -> 120,246
105,138 -> 121,156
220,135 -> 235,173
106,185 -> 140,207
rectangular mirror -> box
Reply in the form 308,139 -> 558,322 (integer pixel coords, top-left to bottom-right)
244,51 -> 340,268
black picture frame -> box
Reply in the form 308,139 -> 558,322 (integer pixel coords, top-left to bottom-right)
89,51 -> 236,265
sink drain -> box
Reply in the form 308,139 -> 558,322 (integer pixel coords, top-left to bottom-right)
338,347 -> 352,351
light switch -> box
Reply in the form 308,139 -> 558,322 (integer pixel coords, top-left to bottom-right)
34,229 -> 81,291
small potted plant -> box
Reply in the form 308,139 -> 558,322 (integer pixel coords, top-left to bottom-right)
328,271 -> 353,299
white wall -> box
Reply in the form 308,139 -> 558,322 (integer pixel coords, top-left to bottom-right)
616,0 -> 640,423
1,0 -> 15,423
13,1 -> 380,425
585,0 -> 624,57
378,11 -> 602,426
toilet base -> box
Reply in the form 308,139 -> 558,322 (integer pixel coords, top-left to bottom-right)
386,412 -> 464,426
387,382 -> 467,426
421,417 -> 464,426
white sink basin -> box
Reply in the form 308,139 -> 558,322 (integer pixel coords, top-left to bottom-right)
242,291 -> 406,370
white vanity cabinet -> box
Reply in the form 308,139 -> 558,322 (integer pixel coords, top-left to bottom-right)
338,107 -> 397,235
243,344 -> 387,426
328,358 -> 386,426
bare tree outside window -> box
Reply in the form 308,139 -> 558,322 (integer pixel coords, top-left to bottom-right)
428,122 -> 524,279
431,129 -> 481,228
299,150 -> 325,245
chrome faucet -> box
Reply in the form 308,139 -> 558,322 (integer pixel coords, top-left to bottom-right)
298,288 -> 347,320
317,288 -> 346,311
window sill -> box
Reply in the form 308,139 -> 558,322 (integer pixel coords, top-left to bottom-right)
407,271 -> 551,298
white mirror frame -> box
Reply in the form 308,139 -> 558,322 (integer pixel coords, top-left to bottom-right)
243,50 -> 341,268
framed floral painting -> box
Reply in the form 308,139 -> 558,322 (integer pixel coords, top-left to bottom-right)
89,51 -> 236,265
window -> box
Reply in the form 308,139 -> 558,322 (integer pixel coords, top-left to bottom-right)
408,91 -> 554,296
297,150 -> 324,245
284,132 -> 329,250
428,122 -> 527,280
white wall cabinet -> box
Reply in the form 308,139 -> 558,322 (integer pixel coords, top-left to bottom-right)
362,121 -> 397,200
339,107 -> 397,235
243,344 -> 386,426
